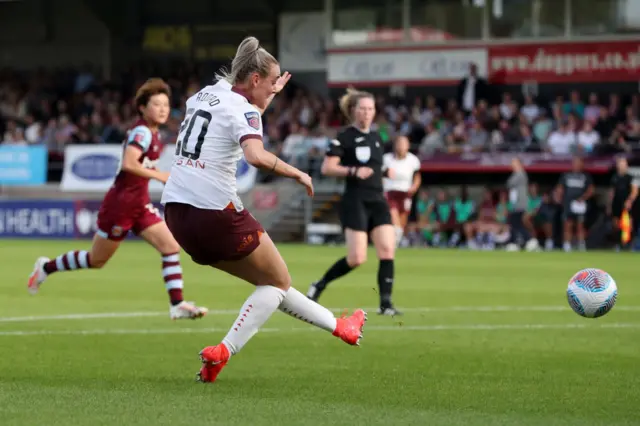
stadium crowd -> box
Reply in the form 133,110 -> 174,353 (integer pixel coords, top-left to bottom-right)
2,67 -> 640,162
1,66 -> 639,251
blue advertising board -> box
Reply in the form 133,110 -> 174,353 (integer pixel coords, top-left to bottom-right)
0,200 -> 75,238
0,145 -> 47,185
0,199 -> 167,240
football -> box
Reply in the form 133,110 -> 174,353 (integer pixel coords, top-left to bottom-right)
566,268 -> 618,318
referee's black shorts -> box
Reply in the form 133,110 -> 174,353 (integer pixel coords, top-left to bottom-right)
340,195 -> 391,233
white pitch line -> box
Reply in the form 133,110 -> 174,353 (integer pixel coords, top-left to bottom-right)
1,305 -> 639,323
0,322 -> 639,337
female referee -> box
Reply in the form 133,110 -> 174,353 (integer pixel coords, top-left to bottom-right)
307,88 -> 401,316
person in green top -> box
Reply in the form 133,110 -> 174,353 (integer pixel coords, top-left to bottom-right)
413,189 -> 437,245
495,190 -> 512,225
432,189 -> 455,247
451,185 -> 475,247
524,182 -> 555,250
523,182 -> 542,234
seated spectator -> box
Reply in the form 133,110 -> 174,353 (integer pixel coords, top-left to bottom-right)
595,105 -> 616,137
466,121 -> 488,152
101,113 -> 126,144
532,110 -> 553,143
419,122 -> 444,155
373,114 -> 393,145
563,90 -> 585,119
451,185 -> 475,247
281,121 -> 307,162
520,94 -> 540,124
2,119 -> 19,143
431,189 -> 456,247
626,119 -> 640,145
499,92 -> 518,120
523,183 -> 555,251
468,188 -> 509,250
547,121 -> 576,154
583,93 -> 601,122
577,121 -> 600,153
23,114 -> 42,144
609,93 -> 623,121
410,189 -> 437,246
495,190 -> 512,232
445,111 -> 467,153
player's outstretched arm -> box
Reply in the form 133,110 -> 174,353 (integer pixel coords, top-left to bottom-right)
241,138 -> 313,196
121,145 -> 169,183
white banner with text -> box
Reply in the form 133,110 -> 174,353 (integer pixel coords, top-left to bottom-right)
328,48 -> 487,86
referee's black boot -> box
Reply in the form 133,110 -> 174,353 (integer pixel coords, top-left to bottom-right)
306,281 -> 325,302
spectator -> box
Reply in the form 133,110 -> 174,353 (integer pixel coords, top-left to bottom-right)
532,110 -> 553,143
550,95 -> 565,118
583,93 -> 601,122
281,121 -> 308,162
452,185 -> 475,247
432,189 -> 456,247
23,114 -> 42,144
445,111 -> 467,152
468,188 -> 498,250
412,189 -> 436,246
577,121 -> 600,153
626,119 -> 640,144
609,93 -> 623,121
419,122 -> 445,155
520,94 -> 540,124
547,121 -> 576,154
467,121 -> 488,152
9,128 -> 28,145
2,119 -> 19,143
499,92 -> 518,120
373,114 -> 393,145
101,114 -> 126,144
456,63 -> 489,114
595,106 -> 616,138
563,90 -> 585,118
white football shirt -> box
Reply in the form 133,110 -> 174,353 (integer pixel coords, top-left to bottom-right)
161,80 -> 263,210
382,152 -> 421,192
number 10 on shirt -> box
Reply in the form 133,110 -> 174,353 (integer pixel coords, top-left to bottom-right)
175,108 -> 212,167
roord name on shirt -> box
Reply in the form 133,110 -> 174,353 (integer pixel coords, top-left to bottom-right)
161,80 -> 262,211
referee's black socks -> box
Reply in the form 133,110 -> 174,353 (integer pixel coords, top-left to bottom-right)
316,257 -> 353,290
378,259 -> 394,308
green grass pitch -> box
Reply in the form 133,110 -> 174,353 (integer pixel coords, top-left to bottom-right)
0,240 -> 639,426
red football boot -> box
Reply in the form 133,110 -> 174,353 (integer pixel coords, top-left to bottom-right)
196,344 -> 231,383
332,309 -> 367,346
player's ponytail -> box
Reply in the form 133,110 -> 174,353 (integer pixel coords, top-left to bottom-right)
338,87 -> 374,121
217,36 -> 278,85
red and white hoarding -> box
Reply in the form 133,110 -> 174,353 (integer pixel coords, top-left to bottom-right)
327,40 -> 640,86
488,40 -> 640,84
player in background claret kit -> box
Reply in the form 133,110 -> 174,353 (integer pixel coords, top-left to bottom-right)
161,36 -> 366,383
383,135 -> 421,247
27,78 -> 208,320
307,88 -> 402,316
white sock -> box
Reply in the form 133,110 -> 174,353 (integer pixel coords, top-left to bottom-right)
279,287 -> 337,332
394,226 -> 404,247
222,285 -> 287,355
